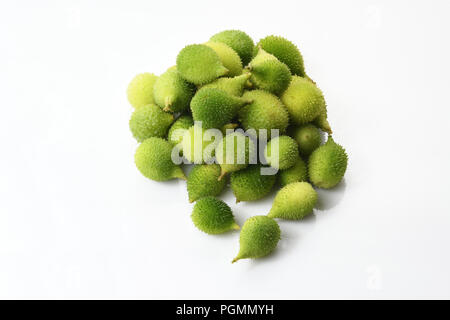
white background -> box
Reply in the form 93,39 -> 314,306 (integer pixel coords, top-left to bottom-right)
1,0 -> 449,299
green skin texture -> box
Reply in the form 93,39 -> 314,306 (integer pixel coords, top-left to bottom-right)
153,68 -> 195,113
201,74 -> 250,97
167,115 -> 194,146
134,137 -> 186,181
248,48 -> 292,95
308,137 -> 348,189
205,42 -> 243,77
215,132 -> 255,179
281,76 -> 326,126
289,124 -> 322,157
182,125 -> 220,164
210,30 -> 255,66
278,157 -> 308,187
129,104 -> 174,142
232,216 -> 280,263
314,102 -> 332,134
258,35 -> 306,77
265,135 -> 299,170
239,90 -> 289,139
176,44 -> 228,85
127,73 -> 158,109
187,164 -> 226,203
190,87 -> 250,129
268,182 -> 317,220
191,197 -> 239,234
230,165 -> 276,202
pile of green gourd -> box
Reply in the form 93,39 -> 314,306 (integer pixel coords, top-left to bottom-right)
127,30 -> 348,263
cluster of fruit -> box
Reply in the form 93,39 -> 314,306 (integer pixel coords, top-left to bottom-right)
127,30 -> 348,263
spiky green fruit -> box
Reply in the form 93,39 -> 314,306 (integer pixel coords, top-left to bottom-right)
248,48 -> 292,95
167,115 -> 193,156
281,76 -> 325,125
308,137 -> 347,189
258,35 -> 306,76
191,197 -> 239,234
215,132 -> 255,180
264,135 -> 299,170
289,124 -> 322,157
314,102 -> 332,134
210,30 -> 255,66
134,137 -> 186,181
187,164 -> 226,203
153,68 -> 195,113
202,74 -> 250,96
127,73 -> 158,109
230,165 -> 276,202
278,157 -> 308,187
129,104 -> 174,142
176,44 -> 228,85
239,90 -> 289,139
190,87 -> 250,129
268,182 -> 317,220
232,216 -> 280,263
205,42 -> 243,77
182,125 -> 220,164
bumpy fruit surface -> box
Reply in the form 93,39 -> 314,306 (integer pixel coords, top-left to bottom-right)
230,165 -> 276,202
289,124 -> 322,157
239,90 -> 289,139
182,125 -> 220,164
134,137 -> 186,181
278,157 -> 308,187
215,132 -> 255,180
191,197 -> 239,234
258,35 -> 306,76
205,41 -> 243,77
268,182 -> 317,220
281,76 -> 325,125
167,115 -> 194,147
176,44 -> 228,85
264,135 -> 299,170
248,48 -> 292,95
210,30 -> 255,66
308,137 -> 347,188
153,68 -> 195,113
232,216 -> 280,263
129,104 -> 174,142
127,73 -> 158,109
202,74 -> 250,97
187,164 -> 226,203
190,87 -> 250,129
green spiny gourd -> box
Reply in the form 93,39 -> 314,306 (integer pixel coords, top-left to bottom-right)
191,197 -> 240,234
314,101 -> 332,134
232,216 -> 280,263
264,135 -> 299,170
210,30 -> 255,66
190,87 -> 251,129
230,165 -> 276,202
153,68 -> 195,113
134,137 -> 186,181
205,41 -> 243,77
247,48 -> 292,95
278,157 -> 308,187
176,44 -> 228,85
281,76 -> 325,125
215,132 -> 255,180
182,124 -> 221,164
289,124 -> 322,157
129,104 -> 174,142
201,73 -> 250,96
258,35 -> 306,77
127,73 -> 158,109
308,136 -> 347,188
167,115 -> 194,155
268,182 -> 317,220
187,164 -> 226,203
239,90 -> 289,139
